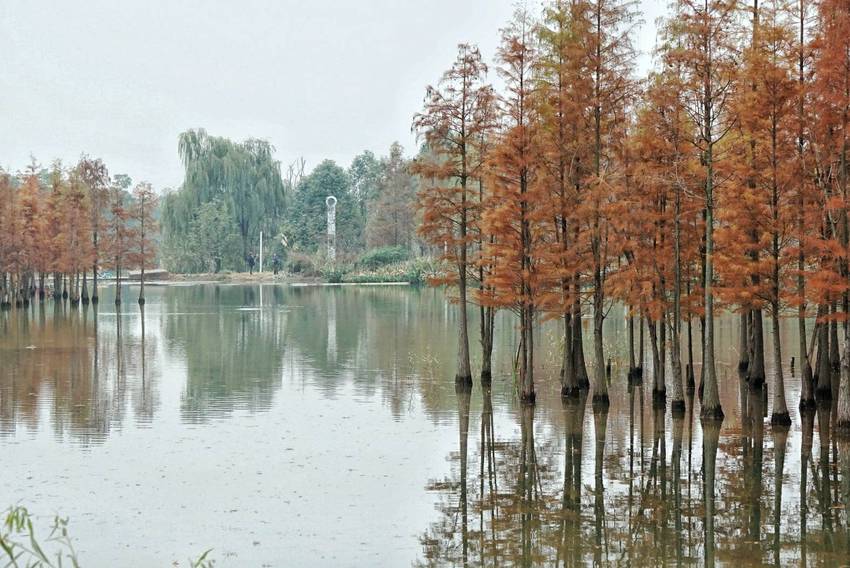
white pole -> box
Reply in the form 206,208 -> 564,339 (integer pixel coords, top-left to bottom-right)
259,231 -> 264,272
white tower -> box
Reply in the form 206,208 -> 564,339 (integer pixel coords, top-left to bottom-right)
326,195 -> 337,262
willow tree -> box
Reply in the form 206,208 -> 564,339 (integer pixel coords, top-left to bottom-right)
175,129 -> 285,262
413,44 -> 493,386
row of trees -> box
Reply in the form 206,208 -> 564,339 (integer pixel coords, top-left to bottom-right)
161,129 -> 420,273
414,0 -> 850,430
0,158 -> 158,307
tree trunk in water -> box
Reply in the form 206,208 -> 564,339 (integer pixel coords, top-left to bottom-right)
53,272 -> 61,300
659,318 -> 667,396
92,244 -> 99,304
592,288 -> 608,406
829,310 -> 840,395
748,309 -> 766,387
638,313 -> 645,379
702,195 -> 722,419
739,310 -> 750,373
687,316 -> 696,390
520,305 -> 535,404
481,306 -> 494,383
456,264 -> 472,386
698,315 -> 706,398
573,289 -> 590,389
800,308 -> 815,410
770,304 -> 791,425
817,309 -> 832,401
81,271 -> 89,304
71,272 -> 80,305
838,326 -> 850,432
562,313 -> 579,397
647,317 -> 663,400
139,265 -> 146,305
115,266 -> 122,306
628,313 -> 637,379
669,312 -> 685,414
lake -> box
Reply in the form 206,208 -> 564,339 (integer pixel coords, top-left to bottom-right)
1,284 -> 848,566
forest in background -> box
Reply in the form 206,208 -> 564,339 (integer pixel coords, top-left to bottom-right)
159,130 -> 423,276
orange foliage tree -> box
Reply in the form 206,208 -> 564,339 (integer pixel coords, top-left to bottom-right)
479,7 -> 546,403
413,43 -> 494,386
812,0 -> 850,429
534,0 -> 591,396
130,182 -> 159,305
670,0 -> 739,420
103,186 -> 136,306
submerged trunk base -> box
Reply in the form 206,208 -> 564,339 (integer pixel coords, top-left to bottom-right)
770,412 -> 792,427
816,385 -> 833,401
670,399 -> 686,416
628,367 -> 643,385
455,375 -> 473,388
561,386 -> 581,399
591,393 -> 610,411
701,405 -> 724,421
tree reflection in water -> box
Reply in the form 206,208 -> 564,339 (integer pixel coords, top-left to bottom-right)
419,380 -> 850,566
3,286 -> 850,564
0,297 -> 158,443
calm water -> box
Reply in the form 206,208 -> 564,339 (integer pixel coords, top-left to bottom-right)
1,284 -> 848,566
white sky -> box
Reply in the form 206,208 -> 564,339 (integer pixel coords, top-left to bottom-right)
0,0 -> 667,190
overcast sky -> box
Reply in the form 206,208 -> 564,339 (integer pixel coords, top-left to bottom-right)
0,0 -> 666,190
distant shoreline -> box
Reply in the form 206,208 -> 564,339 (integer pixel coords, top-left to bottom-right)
108,271 -> 414,287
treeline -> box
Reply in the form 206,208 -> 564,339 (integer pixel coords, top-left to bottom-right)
414,0 -> 850,429
160,129 -> 420,273
0,158 -> 158,307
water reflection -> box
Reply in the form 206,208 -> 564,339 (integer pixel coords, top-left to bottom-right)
419,375 -> 850,565
0,285 -> 849,565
